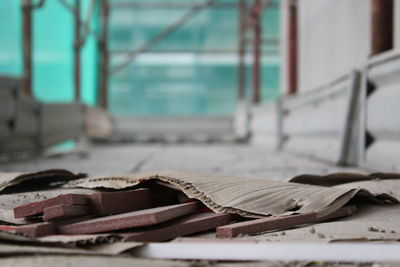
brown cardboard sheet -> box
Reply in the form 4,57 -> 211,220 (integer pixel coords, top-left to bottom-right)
64,170 -> 398,218
0,229 -> 139,252
188,180 -> 400,242
0,230 -> 108,255
334,179 -> 400,200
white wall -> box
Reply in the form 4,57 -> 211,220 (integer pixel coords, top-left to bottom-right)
296,0 -> 370,92
395,0 -> 400,49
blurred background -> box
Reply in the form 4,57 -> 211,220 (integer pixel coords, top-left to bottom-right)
1,0 -> 399,176
0,0 -> 280,114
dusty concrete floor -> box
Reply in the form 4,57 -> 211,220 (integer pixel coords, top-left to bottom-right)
0,143 -> 365,179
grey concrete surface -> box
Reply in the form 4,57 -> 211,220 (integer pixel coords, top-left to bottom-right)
0,143 -> 364,180
0,255 -> 385,267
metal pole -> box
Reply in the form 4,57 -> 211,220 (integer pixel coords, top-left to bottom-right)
74,0 -> 81,101
237,0 -> 247,100
287,0 -> 297,95
251,0 -> 261,103
99,0 -> 109,109
370,0 -> 393,56
21,0 -> 33,96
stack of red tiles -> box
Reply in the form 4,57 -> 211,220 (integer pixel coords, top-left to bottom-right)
12,188 -> 234,241
12,187 -> 357,241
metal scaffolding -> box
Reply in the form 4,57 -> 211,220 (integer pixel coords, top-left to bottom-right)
20,0 -> 275,109
108,0 -> 272,105
21,0 -> 46,96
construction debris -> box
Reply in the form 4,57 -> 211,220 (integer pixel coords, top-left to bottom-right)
14,194 -> 88,218
216,205 -> 357,238
7,173 -> 363,240
121,212 -> 234,242
11,189 -> 358,240
7,172 -> 364,241
9,187 -> 233,239
90,188 -> 152,216
13,189 -> 153,222
17,222 -> 56,238
43,204 -> 88,221
0,169 -> 398,263
57,202 -> 199,235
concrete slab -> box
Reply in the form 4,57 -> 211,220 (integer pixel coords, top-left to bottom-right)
0,143 -> 366,181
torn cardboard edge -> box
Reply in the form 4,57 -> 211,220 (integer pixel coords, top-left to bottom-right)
0,169 -> 86,193
0,241 -> 136,256
0,228 -> 124,247
290,172 -> 400,187
62,170 -> 398,219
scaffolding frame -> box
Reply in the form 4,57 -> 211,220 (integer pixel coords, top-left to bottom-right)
20,0 -> 275,109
